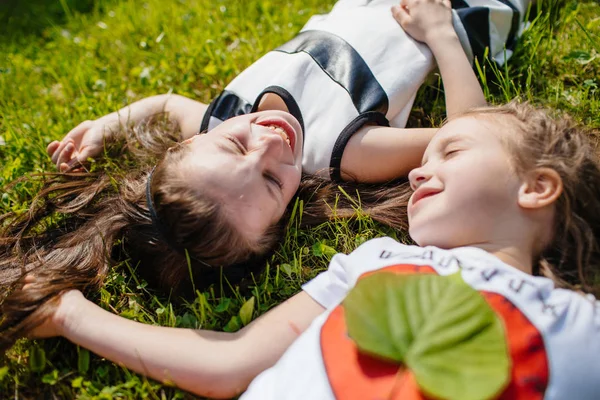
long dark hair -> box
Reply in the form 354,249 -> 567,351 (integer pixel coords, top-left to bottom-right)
0,114 -> 412,352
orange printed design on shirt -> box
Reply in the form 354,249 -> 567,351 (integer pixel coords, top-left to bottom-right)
320,264 -> 549,400
321,264 -> 436,400
481,292 -> 549,399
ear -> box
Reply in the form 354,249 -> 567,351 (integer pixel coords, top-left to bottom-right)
518,168 -> 563,209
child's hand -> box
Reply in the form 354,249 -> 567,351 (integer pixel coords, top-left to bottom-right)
47,119 -> 111,172
391,0 -> 455,45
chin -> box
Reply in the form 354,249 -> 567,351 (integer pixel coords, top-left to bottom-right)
409,227 -> 456,249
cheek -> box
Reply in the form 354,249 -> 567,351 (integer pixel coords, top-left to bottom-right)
235,200 -> 279,235
409,159 -> 519,246
448,153 -> 516,196
445,164 -> 518,218
282,167 -> 302,200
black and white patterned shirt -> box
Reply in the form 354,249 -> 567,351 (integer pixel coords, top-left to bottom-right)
200,0 -> 530,180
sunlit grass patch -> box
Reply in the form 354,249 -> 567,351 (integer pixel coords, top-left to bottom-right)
0,0 -> 599,398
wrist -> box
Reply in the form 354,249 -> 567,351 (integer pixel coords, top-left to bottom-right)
54,290 -> 89,338
424,26 -> 459,48
95,115 -> 121,139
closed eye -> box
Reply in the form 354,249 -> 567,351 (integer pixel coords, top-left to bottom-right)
264,172 -> 283,190
227,136 -> 247,154
445,149 -> 461,158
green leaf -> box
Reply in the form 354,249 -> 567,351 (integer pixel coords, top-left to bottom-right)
239,296 -> 255,326
583,79 -> 597,89
311,241 -> 323,256
0,366 -> 9,383
95,365 -> 109,379
41,369 -> 59,385
29,345 -> 46,373
176,312 -> 198,328
223,315 -> 241,332
77,347 -> 90,374
312,241 -> 337,258
280,263 -> 293,277
563,50 -> 596,64
214,297 -> 231,313
71,376 -> 84,388
344,273 -> 509,400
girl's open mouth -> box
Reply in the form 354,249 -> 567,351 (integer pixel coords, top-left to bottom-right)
257,118 -> 297,153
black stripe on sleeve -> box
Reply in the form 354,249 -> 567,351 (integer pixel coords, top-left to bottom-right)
199,94 -> 219,133
329,111 -> 390,182
275,30 -> 389,115
199,90 -> 253,132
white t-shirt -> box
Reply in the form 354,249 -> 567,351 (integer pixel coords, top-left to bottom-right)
200,0 -> 531,179
242,237 -> 600,399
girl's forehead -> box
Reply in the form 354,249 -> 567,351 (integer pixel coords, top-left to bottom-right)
422,117 -> 504,160
430,117 -> 488,146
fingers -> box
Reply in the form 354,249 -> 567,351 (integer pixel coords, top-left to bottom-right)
56,141 -> 77,171
50,141 -> 85,172
50,139 -> 71,165
48,140 -> 68,165
46,141 -> 60,157
395,0 -> 451,12
50,120 -> 93,165
391,3 -> 410,23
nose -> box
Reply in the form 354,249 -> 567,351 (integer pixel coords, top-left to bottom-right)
251,125 -> 285,161
408,166 -> 431,191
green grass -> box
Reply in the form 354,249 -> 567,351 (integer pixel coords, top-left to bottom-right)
0,0 -> 599,398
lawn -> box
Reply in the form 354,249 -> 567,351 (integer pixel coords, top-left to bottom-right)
0,0 -> 598,398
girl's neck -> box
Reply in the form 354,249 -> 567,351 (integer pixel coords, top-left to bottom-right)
475,243 -> 534,275
256,93 -> 289,113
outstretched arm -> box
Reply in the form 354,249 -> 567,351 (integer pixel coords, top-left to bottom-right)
392,0 -> 486,116
34,290 -> 324,398
47,94 -> 207,171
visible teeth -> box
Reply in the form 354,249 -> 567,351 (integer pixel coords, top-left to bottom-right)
266,124 -> 291,146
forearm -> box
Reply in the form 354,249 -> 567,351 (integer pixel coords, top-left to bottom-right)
61,297 -> 251,398
57,291 -> 323,398
97,94 -> 206,141
96,94 -> 173,138
341,127 -> 437,182
427,31 -> 486,117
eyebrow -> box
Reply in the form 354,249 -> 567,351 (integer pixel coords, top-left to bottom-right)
438,136 -> 463,150
421,136 -> 463,165
217,138 -> 242,155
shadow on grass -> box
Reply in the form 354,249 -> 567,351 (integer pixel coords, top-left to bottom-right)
0,0 -> 96,40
